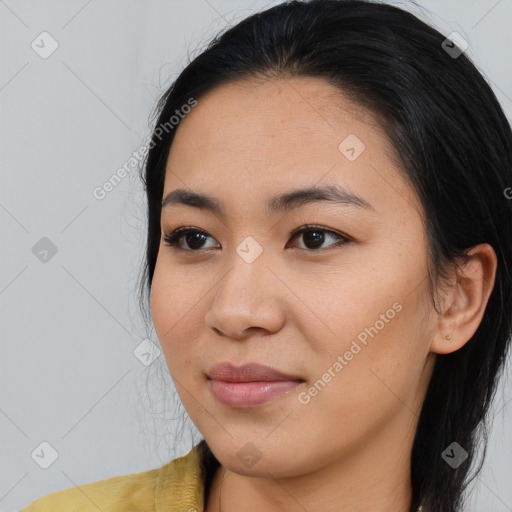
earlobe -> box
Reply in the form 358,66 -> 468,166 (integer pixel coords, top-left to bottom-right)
430,243 -> 497,355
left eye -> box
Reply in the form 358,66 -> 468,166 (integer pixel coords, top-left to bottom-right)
162,225 -> 350,252
286,225 -> 350,250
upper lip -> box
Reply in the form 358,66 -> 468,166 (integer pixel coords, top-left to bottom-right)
207,362 -> 303,383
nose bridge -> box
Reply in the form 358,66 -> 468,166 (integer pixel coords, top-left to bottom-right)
218,236 -> 271,306
206,236 -> 285,337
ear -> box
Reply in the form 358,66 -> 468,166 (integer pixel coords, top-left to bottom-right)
430,243 -> 497,355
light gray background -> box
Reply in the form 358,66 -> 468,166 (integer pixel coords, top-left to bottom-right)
1,1 -> 511,511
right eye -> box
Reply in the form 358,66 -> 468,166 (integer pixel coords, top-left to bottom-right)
162,227 -> 220,252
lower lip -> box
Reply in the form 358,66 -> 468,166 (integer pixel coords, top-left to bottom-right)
209,379 -> 302,408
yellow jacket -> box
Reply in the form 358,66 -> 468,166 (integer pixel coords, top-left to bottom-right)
20,444 -> 205,511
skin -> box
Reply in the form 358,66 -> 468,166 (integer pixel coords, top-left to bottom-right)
150,76 -> 497,512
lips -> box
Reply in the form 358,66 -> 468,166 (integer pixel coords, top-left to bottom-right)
206,362 -> 305,408
206,362 -> 303,383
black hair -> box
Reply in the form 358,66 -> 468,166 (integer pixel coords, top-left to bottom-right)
138,1 -> 512,511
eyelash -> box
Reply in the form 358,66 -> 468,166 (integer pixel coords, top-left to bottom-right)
161,224 -> 351,254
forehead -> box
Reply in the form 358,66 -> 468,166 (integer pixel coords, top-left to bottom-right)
164,76 -> 420,218
172,76 -> 383,150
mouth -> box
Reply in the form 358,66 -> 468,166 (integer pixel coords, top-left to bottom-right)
206,362 -> 305,408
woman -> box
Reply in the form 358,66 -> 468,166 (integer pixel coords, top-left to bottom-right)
21,1 -> 512,511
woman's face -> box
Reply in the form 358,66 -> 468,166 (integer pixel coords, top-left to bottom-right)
151,76 -> 438,478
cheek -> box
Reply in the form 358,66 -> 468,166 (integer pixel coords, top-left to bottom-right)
149,259 -> 208,368
292,268 -> 397,359
305,270 -> 426,405
327,301 -> 427,417
149,261 -> 172,339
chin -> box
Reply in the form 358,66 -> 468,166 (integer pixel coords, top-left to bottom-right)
208,437 -> 314,479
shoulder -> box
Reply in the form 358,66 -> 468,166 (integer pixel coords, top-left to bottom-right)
20,444 -> 204,512
19,466 -> 161,512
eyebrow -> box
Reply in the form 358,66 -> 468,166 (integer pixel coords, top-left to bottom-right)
161,184 -> 375,216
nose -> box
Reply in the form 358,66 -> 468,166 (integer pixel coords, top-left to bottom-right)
204,248 -> 286,340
